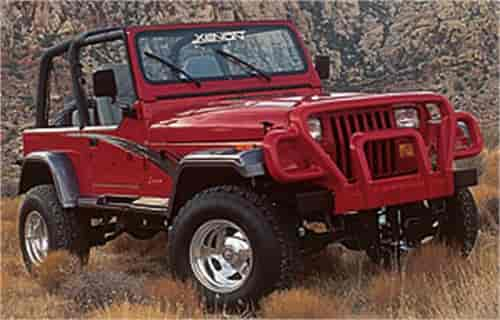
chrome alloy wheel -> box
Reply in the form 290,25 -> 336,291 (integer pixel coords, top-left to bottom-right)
189,219 -> 253,294
24,211 -> 49,265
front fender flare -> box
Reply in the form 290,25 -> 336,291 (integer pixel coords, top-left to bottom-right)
177,148 -> 266,178
167,148 -> 266,217
19,152 -> 80,208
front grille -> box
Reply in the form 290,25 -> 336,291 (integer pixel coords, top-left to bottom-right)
328,109 -> 397,181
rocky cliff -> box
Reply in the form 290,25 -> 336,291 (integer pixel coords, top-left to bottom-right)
1,1 -> 498,193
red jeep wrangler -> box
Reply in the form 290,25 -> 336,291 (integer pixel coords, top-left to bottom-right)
19,21 -> 483,305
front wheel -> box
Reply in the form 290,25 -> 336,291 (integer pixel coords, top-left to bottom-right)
439,188 -> 479,257
168,185 -> 299,307
19,185 -> 90,273
366,188 -> 480,268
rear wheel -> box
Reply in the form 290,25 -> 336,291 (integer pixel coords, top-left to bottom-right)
19,185 -> 90,273
168,185 -> 299,307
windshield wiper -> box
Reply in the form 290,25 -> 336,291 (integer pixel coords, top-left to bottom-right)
144,51 -> 201,88
214,49 -> 271,82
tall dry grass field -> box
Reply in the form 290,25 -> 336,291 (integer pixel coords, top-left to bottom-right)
1,150 -> 498,318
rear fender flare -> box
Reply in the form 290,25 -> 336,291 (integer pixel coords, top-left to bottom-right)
19,152 -> 79,208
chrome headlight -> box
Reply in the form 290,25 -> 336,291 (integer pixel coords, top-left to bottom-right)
307,117 -> 323,141
394,108 -> 419,128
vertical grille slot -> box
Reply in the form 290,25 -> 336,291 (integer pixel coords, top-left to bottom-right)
329,109 -> 395,182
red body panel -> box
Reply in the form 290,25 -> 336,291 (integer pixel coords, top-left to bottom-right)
22,21 -> 484,215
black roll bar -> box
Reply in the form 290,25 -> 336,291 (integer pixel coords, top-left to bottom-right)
68,27 -> 124,128
35,40 -> 72,128
35,27 -> 124,128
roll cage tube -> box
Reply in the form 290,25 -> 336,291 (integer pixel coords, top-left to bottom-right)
67,27 -> 125,128
35,39 -> 72,128
36,27 -> 126,128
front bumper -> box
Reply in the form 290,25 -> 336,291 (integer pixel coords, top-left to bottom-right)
262,93 -> 483,213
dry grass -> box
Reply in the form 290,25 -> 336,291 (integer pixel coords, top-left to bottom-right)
1,258 -> 76,318
143,277 -> 204,318
0,197 -> 21,222
1,219 -> 18,257
480,148 -> 499,187
57,270 -> 147,314
473,148 -> 500,229
105,232 -> 167,256
473,185 -> 499,230
260,287 -> 345,318
34,251 -> 82,292
87,277 -> 205,319
0,197 -> 21,258
0,148 -> 498,318
362,240 -> 498,318
88,302 -> 174,319
257,236 -> 497,319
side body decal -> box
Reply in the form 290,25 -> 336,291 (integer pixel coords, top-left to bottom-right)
67,133 -> 179,176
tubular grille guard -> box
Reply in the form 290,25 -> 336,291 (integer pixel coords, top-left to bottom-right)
326,108 -> 400,181
275,92 -> 476,212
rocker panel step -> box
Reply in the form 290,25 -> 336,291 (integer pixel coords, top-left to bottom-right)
78,196 -> 170,215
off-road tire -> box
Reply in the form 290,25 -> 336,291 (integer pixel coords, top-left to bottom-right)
168,185 -> 300,307
19,184 -> 90,273
440,188 -> 479,257
366,189 -> 480,267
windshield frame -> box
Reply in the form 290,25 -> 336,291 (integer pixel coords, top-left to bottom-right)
134,24 -> 309,85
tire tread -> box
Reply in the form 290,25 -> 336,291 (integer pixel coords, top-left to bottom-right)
168,185 -> 300,303
20,184 -> 88,271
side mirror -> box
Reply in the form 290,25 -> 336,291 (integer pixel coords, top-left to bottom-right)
93,69 -> 117,100
315,55 -> 330,80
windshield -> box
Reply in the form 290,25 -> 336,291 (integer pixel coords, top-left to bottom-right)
136,25 -> 307,84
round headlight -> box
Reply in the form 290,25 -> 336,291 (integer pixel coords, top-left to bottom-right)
394,108 -> 419,128
307,117 -> 323,141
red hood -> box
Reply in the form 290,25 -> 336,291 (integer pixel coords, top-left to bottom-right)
149,93 -> 364,143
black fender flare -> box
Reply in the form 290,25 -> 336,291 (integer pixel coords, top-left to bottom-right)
167,148 -> 266,217
18,152 -> 80,208
178,148 -> 266,178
